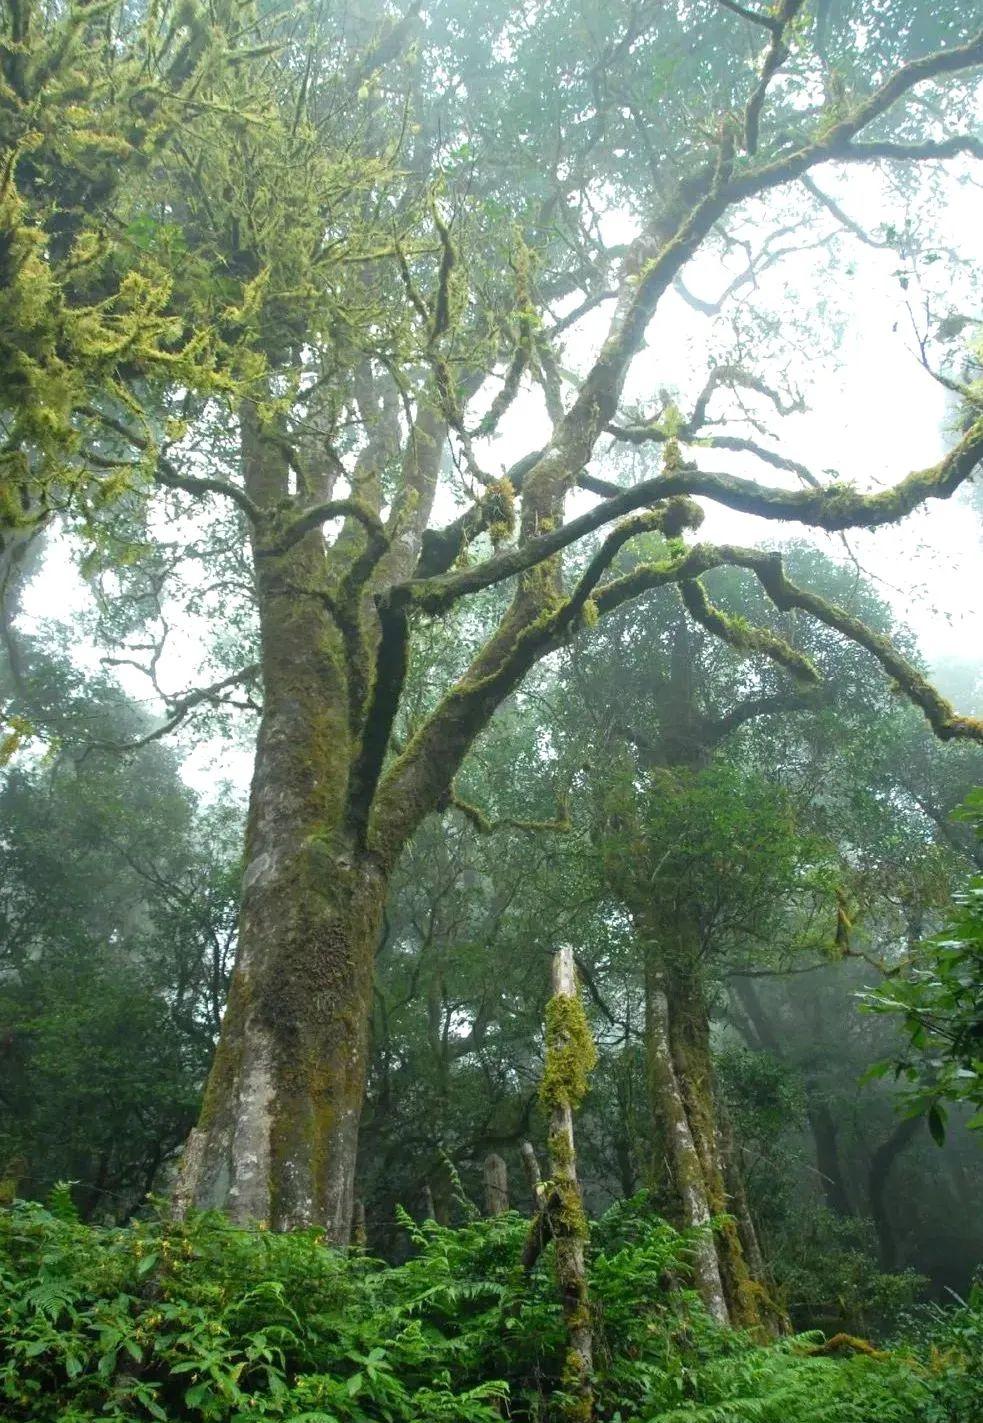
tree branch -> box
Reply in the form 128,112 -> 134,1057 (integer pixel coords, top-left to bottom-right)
743,1 -> 805,156
678,576 -> 819,685
702,688 -> 830,747
596,544 -> 983,743
87,664 -> 261,751
265,498 -> 388,558
385,418 -> 983,616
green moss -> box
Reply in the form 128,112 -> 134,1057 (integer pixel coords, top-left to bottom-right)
680,577 -> 819,686
540,992 -> 598,1111
553,1178 -> 588,1239
485,476 -> 516,546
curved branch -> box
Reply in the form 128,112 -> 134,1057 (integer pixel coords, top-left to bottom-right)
266,498 -> 388,557
703,688 -> 830,747
386,418 -> 983,615
156,458 -> 262,522
77,405 -> 262,522
596,544 -> 983,743
678,576 -> 819,685
87,664 -> 261,751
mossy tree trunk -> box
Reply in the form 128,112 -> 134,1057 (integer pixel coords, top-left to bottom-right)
542,945 -> 596,1423
665,938 -> 763,1329
175,413 -> 388,1238
643,943 -> 730,1326
174,379 -> 620,1241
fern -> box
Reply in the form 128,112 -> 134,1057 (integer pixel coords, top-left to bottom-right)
0,1198 -> 977,1423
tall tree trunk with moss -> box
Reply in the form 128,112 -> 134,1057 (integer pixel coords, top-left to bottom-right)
643,944 -> 730,1327
542,945 -> 596,1422
175,414 -> 389,1237
665,938 -> 763,1329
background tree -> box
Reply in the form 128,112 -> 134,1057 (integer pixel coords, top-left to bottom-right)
0,620 -> 240,1216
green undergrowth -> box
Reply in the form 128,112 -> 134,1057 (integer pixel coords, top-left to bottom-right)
0,1193 -> 979,1422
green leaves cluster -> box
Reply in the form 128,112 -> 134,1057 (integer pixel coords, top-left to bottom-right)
1,2 -> 226,488
862,789 -> 983,1136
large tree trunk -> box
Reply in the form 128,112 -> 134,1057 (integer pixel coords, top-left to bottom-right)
176,412 -> 385,1241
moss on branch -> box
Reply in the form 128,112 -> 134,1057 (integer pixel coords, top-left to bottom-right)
679,576 -> 819,686
541,992 -> 598,1113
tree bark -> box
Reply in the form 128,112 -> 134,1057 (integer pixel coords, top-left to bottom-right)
175,411 -> 385,1241
666,951 -> 761,1328
544,945 -> 594,1422
483,1153 -> 509,1215
521,1139 -> 546,1210
644,948 -> 730,1326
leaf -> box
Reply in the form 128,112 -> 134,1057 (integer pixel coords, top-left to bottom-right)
927,1102 -> 947,1146
137,1252 -> 159,1277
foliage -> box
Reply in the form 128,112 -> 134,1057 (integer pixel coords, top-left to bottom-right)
766,1207 -> 926,1337
0,636 -> 241,1213
0,1199 -> 976,1423
892,1279 -> 983,1423
862,790 -> 983,1136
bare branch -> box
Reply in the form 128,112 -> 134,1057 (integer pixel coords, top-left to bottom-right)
800,174 -> 888,248
715,0 -> 781,33
155,458 -> 262,522
743,1 -> 805,156
87,665 -> 261,752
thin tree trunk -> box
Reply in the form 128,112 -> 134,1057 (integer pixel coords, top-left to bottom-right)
483,1153 -> 509,1215
544,946 -> 594,1422
807,1097 -> 855,1218
521,1139 -> 546,1210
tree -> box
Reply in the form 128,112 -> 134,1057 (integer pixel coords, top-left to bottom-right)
6,1 -> 983,1240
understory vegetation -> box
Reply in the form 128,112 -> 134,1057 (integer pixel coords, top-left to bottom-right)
2,1196 -> 980,1423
